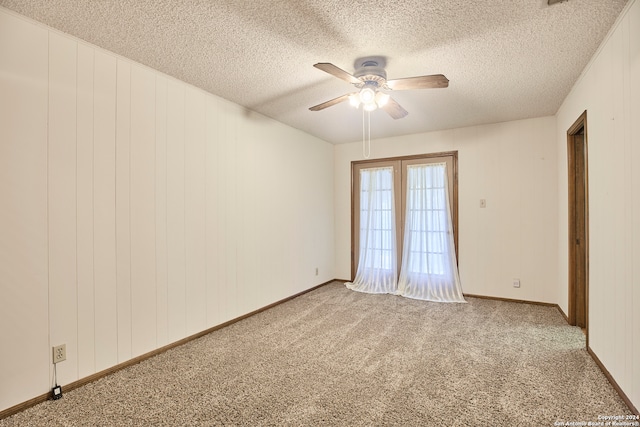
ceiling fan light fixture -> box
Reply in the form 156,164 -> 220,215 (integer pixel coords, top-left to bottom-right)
363,102 -> 377,112
349,93 -> 361,108
359,87 -> 376,104
375,92 -> 390,108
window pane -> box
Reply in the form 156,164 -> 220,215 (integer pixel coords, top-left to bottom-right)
359,167 -> 395,271
404,164 -> 448,276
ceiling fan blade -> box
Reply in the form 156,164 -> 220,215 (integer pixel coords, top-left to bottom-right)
382,97 -> 408,119
387,74 -> 449,90
313,63 -> 361,84
309,93 -> 352,111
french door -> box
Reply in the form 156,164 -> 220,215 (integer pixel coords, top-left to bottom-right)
351,152 -> 458,281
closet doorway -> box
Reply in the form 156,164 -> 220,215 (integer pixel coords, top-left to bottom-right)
567,111 -> 588,335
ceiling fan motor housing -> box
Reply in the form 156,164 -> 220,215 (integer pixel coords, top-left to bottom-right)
354,60 -> 387,88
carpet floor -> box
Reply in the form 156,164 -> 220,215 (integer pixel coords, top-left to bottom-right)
0,281 -> 632,426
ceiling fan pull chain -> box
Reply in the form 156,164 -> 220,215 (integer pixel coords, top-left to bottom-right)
362,108 -> 371,159
362,107 -> 367,159
367,110 -> 371,158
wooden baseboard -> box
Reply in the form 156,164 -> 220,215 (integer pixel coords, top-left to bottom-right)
587,347 -> 639,416
463,293 -> 557,307
0,279 -> 336,420
5,281 -> 637,420
0,391 -> 52,421
462,295 -> 572,330
556,305 -> 569,323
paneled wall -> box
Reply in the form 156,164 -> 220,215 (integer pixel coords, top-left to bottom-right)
0,10 -> 49,410
556,0 -> 639,411
334,116 -> 559,304
0,8 -> 334,412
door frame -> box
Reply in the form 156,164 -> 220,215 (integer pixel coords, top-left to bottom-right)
351,160 -> 403,281
567,111 -> 589,341
350,151 -> 458,280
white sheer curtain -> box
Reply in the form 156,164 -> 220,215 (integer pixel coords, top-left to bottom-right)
397,163 -> 466,302
346,167 -> 398,294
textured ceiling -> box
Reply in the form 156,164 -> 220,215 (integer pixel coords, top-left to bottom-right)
0,0 -> 628,144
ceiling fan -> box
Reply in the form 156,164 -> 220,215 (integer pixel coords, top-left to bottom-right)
309,57 -> 449,119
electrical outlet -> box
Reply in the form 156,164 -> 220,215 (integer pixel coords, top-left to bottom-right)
513,279 -> 521,288
52,344 -> 66,364
315,267 -> 319,276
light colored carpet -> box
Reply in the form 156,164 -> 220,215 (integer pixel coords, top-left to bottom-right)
1,281 -> 631,426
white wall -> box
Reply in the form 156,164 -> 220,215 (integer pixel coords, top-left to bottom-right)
0,9 -> 49,411
0,8 -> 335,412
335,116 -> 558,304
556,0 -> 639,411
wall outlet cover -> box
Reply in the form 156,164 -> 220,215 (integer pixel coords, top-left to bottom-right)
53,344 -> 66,364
